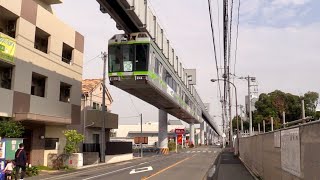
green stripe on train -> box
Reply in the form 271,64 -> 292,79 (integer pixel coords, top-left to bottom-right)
109,41 -> 150,45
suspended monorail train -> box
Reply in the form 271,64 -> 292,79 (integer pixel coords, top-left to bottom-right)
108,32 -> 204,124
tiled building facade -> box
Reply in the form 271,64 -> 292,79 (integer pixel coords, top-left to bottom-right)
0,0 -> 84,166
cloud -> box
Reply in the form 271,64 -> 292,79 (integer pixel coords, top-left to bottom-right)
240,0 -> 315,27
271,0 -> 311,6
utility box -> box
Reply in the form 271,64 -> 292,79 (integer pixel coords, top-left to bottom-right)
3,138 -> 23,160
0,138 -> 24,179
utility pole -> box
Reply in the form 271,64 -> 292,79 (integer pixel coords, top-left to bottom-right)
239,76 -> 256,136
140,113 -> 143,158
227,68 -> 233,147
100,52 -> 107,163
247,75 -> 252,135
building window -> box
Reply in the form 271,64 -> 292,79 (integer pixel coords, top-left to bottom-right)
31,72 -> 46,97
0,7 -> 17,38
93,134 -> 99,144
59,82 -> 71,103
93,102 -> 97,109
0,64 -> 13,90
45,138 -> 59,150
34,27 -> 49,54
62,43 -> 73,64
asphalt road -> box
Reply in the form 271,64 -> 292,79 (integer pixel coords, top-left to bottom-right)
28,146 -> 221,180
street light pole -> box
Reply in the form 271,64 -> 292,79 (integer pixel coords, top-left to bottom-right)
211,79 -> 239,155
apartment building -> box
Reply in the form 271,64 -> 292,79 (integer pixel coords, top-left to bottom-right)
81,79 -> 118,145
0,0 -> 84,166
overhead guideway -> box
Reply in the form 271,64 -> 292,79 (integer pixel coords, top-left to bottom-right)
97,0 -> 222,136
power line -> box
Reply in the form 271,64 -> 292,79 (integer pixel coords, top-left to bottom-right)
216,0 -> 223,70
233,0 -> 241,76
83,54 -> 101,66
207,0 -> 222,99
129,94 -> 140,115
228,0 -> 234,69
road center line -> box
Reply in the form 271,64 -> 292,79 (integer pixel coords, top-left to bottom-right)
80,155 -> 175,180
141,154 -> 196,180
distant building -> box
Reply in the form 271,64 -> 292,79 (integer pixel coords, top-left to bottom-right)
81,79 -> 118,144
245,95 -> 258,115
113,120 -> 186,146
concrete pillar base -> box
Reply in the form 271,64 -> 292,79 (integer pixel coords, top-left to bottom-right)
159,148 -> 169,155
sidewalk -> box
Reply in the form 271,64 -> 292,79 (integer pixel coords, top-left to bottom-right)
207,148 -> 255,180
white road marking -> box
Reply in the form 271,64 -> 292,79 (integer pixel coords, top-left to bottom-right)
187,151 -> 190,153
197,151 -> 201,153
129,166 -> 153,174
203,151 -> 206,153
208,151 -> 212,153
43,155 -> 171,180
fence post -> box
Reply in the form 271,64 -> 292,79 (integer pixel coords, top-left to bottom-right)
271,117 -> 274,131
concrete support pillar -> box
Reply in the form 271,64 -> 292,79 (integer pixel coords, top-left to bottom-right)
158,109 -> 168,154
200,122 -> 205,145
190,123 -> 195,146
206,124 -> 209,145
258,123 -> 260,134
263,120 -> 266,133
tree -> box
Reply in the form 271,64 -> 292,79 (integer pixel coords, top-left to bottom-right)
0,119 -> 24,138
304,91 -> 319,117
63,130 -> 84,154
252,90 -> 319,129
232,116 -> 249,132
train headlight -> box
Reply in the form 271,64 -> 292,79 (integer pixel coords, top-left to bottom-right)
109,76 -> 120,81
135,75 -> 147,80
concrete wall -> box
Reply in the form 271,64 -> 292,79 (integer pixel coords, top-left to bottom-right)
0,88 -> 13,117
239,121 -> 320,180
83,152 -> 99,165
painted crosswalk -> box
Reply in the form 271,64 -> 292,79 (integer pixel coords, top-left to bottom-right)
183,150 -> 215,154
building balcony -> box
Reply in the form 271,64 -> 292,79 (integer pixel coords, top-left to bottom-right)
14,112 -> 71,125
85,109 -> 118,129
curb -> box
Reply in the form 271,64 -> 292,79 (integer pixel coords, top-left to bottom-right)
239,157 -> 260,180
204,151 -> 222,180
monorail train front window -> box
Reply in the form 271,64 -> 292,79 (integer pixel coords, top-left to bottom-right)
109,44 -> 149,72
123,45 -> 134,72
135,44 -> 149,71
109,46 -> 122,72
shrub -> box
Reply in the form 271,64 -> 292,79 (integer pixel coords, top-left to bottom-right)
0,119 -> 24,138
168,141 -> 176,151
26,166 -> 39,177
63,130 -> 84,154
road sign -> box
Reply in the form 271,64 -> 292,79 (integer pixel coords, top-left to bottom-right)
175,129 -> 185,134
177,135 -> 183,144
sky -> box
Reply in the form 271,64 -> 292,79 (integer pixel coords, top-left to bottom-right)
53,0 -> 320,128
